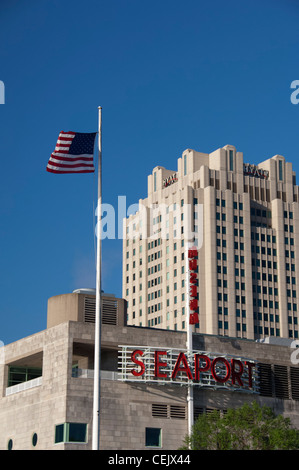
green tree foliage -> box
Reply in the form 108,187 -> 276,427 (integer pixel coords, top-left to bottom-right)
181,401 -> 299,450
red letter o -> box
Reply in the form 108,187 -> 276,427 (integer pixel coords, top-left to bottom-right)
211,357 -> 231,383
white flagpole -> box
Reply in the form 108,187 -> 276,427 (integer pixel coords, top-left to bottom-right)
186,240 -> 194,445
92,106 -> 102,450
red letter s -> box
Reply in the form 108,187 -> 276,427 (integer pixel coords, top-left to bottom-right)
131,350 -> 145,376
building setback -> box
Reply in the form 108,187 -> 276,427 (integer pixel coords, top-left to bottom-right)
1,290 -> 299,450
123,145 -> 299,340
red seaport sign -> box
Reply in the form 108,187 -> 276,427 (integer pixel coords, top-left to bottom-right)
118,346 -> 259,394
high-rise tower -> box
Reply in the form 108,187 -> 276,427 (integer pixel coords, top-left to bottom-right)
123,145 -> 299,341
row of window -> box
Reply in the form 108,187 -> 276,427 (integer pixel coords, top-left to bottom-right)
145,291 -> 189,312
218,310 -> 281,324
6,425 -> 164,449
216,198 -> 278,220
146,279 -> 187,300
148,316 -> 162,327
218,321 -> 284,337
252,246 -> 278,255
218,321 -> 247,332
7,424 -> 87,449
253,299 -> 280,309
128,278 -> 189,297
253,272 -> 296,286
251,207 -> 272,218
7,433 -> 38,450
218,312 -> 299,336
151,214 -> 201,232
256,326 -> 283,336
251,232 -> 277,242
252,272 -> 280,282
216,198 -> 243,210
252,259 -> 278,268
147,318 -> 186,330
254,312 -> 280,322
216,211 -> 245,225
55,423 -> 87,444
253,285 -> 279,296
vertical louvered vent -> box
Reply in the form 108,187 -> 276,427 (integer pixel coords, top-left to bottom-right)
274,365 -> 289,399
258,363 -> 298,400
290,367 -> 299,400
102,299 -> 117,325
84,296 -> 117,325
258,363 -> 273,397
84,297 -> 96,323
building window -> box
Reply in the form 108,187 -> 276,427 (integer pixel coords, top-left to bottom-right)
32,433 -> 38,447
145,427 -> 162,448
278,160 -> 283,181
229,150 -> 234,171
8,366 -> 42,387
55,423 -> 87,444
154,172 -> 157,192
7,439 -> 13,450
184,154 -> 187,175
55,424 -> 64,443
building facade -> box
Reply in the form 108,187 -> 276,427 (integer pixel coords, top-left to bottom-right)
123,145 -> 299,341
1,290 -> 299,450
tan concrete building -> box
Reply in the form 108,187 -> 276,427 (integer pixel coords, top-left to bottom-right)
123,145 -> 299,341
0,290 -> 188,450
1,289 -> 299,450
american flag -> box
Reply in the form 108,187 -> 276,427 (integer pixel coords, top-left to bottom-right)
46,131 -> 97,174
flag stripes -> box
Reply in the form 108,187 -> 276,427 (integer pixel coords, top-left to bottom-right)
47,131 -> 96,174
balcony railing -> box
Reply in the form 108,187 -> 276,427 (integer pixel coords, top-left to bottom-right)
5,369 -> 119,396
5,376 -> 42,396
72,368 -> 119,380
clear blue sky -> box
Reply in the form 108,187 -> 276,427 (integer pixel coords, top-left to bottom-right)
0,0 -> 299,344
